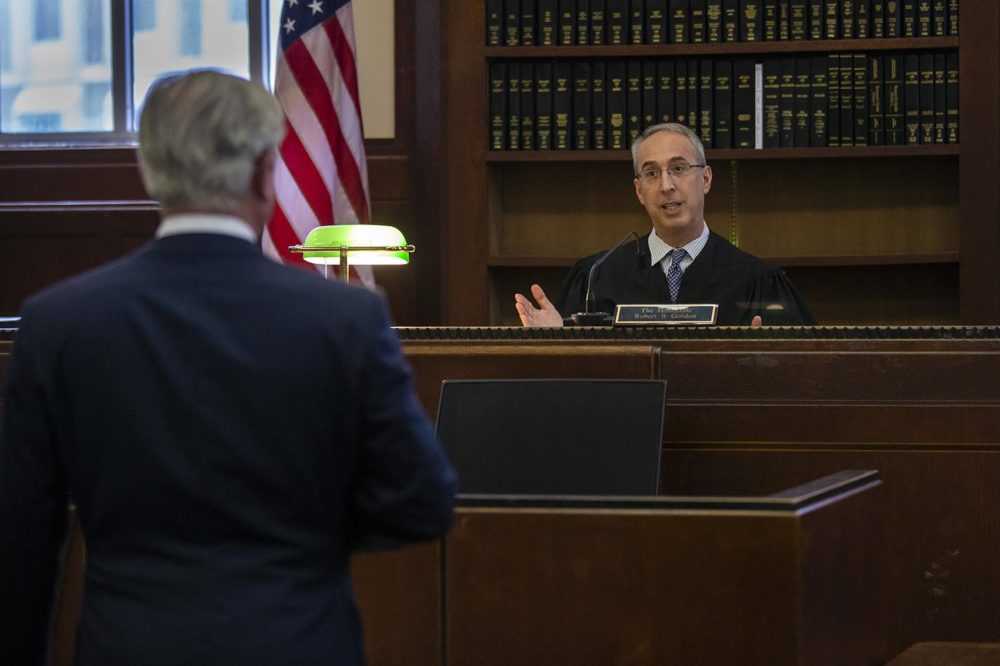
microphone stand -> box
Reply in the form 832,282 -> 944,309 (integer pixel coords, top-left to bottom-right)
570,231 -> 640,326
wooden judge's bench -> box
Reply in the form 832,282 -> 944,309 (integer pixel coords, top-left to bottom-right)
3,326 -> 1000,664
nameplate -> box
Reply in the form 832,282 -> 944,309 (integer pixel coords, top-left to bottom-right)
613,304 -> 719,326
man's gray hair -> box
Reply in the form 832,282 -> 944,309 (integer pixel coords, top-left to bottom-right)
138,70 -> 285,211
630,123 -> 707,174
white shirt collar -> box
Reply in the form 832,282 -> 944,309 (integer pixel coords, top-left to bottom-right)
155,213 -> 257,244
648,221 -> 710,268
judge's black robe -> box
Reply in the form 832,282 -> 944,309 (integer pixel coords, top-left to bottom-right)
556,231 -> 816,326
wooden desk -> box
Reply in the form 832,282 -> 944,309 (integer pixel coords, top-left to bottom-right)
353,470 -> 887,665
395,328 -> 1000,658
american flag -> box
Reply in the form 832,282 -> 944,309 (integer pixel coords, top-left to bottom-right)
264,0 -> 373,286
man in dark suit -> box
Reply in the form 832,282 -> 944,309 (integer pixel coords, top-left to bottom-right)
0,70 -> 456,665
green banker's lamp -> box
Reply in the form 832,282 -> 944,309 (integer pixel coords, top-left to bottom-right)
288,224 -> 414,283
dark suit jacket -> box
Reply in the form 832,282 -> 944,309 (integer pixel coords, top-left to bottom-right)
0,233 -> 457,665
556,231 -> 816,325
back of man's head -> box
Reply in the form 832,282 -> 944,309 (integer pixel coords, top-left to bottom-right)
138,70 -> 285,213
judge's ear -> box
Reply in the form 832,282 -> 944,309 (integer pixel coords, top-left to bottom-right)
702,164 -> 713,194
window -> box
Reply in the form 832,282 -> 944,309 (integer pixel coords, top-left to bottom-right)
133,0 -> 155,32
229,0 -> 247,22
82,0 -> 105,65
1,0 -> 269,139
1,0 -> 11,72
33,0 -> 60,41
179,0 -> 201,57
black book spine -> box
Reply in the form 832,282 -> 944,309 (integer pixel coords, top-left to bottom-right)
675,60 -> 689,127
714,59 -> 733,148
794,57 -> 810,147
763,0 -> 778,40
827,53 -> 840,146
763,59 -> 781,148
741,0 -> 763,41
687,60 -> 699,132
734,58 -> 756,148
522,0 -> 538,44
648,0 -> 668,43
810,55 -> 828,146
536,62 -> 554,150
591,0 -> 607,43
853,52 -> 868,146
670,0 -> 689,43
945,51 -> 958,143
870,0 -> 885,37
489,62 -> 507,149
931,0 -> 945,36
919,52 -> 934,144
700,59 -> 714,146
592,61 -> 608,149
577,0 -> 591,44
539,0 -> 558,44
691,0 -> 708,42
487,0 -> 504,46
507,62 -> 521,150
627,60 -> 643,144
917,0 -> 931,36
657,59 -> 675,123
779,0 -> 791,39
933,52 -> 946,144
505,0 -> 521,46
884,54 -> 903,145
841,0 -> 854,39
630,0 -> 646,43
947,0 -> 957,36
779,57 -> 795,147
554,61 -> 572,149
607,60 -> 628,149
521,63 -> 536,149
901,1 -> 915,37
607,0 -> 628,43
868,54 -> 884,145
574,61 -> 592,148
707,0 -> 724,41
808,0 -> 823,38
642,60 -> 658,130
839,53 -> 853,146
856,0 -> 869,38
885,0 -> 900,37
559,0 -> 576,44
903,53 -> 920,144
824,0 -> 839,39
790,0 -> 807,39
723,0 -> 740,41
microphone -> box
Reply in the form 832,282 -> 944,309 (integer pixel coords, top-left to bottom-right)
571,231 -> 640,326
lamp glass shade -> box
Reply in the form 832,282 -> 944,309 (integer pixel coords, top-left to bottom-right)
300,224 -> 411,265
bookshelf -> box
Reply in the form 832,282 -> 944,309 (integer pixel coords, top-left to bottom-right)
422,0 -> 999,326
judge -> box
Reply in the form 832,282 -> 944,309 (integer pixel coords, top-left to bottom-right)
515,123 -> 815,327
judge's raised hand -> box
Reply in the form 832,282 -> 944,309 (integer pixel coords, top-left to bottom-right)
751,315 -> 762,328
514,284 -> 564,328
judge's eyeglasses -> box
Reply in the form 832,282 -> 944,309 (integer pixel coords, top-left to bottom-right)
634,162 -> 706,185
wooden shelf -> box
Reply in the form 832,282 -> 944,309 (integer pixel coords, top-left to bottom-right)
488,253 -> 960,269
485,37 -> 959,59
486,145 -> 960,162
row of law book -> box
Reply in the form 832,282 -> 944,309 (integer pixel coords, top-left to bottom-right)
487,0 -> 959,46
488,51 -> 958,150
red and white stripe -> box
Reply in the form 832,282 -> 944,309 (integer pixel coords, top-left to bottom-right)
264,2 -> 373,286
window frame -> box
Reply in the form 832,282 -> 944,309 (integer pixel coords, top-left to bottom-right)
0,0 -> 272,147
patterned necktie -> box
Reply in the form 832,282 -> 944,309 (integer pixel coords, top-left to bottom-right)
666,249 -> 687,303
